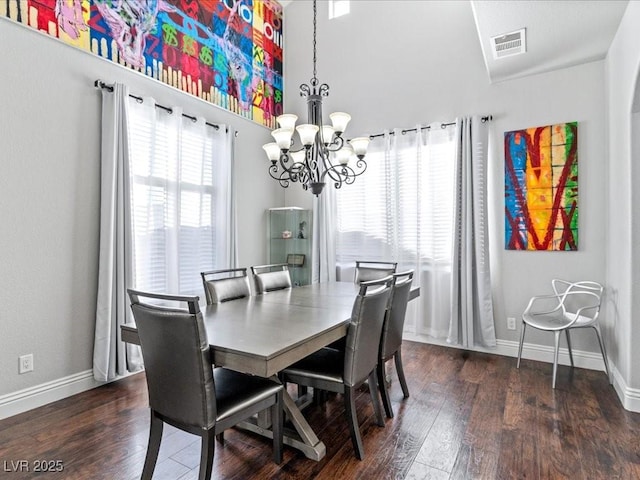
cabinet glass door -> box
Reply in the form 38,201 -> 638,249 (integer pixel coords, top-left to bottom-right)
268,208 -> 312,286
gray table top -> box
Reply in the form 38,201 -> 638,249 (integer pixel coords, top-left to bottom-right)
122,281 -> 419,377
201,283 -> 357,360
122,282 -> 360,376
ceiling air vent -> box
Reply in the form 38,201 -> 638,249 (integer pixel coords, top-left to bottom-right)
490,28 -> 526,59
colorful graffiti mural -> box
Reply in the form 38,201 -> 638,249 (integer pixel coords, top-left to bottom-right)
504,122 -> 578,251
3,0 -> 283,127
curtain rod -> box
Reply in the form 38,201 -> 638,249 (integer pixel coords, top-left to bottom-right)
368,115 -> 493,140
94,80 -> 225,132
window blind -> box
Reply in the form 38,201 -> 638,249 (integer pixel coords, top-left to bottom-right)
127,99 -> 224,295
336,126 -> 456,266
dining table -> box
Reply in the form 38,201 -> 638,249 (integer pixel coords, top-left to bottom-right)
121,281 -> 419,461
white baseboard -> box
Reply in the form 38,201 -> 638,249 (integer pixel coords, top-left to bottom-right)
402,333 -> 639,412
403,332 -> 607,371
492,338 -> 608,372
610,363 -> 640,413
0,370 -> 105,420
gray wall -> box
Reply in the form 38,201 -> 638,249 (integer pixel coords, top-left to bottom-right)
0,18 -> 283,397
283,1 -> 608,355
3,0 -> 637,411
605,1 -> 640,407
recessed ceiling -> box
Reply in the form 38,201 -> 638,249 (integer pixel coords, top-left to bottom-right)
470,0 -> 629,83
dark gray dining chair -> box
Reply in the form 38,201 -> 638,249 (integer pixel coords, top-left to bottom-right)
127,289 -> 284,480
200,268 -> 251,304
280,276 -> 393,460
354,260 -> 398,284
377,270 -> 414,418
251,263 -> 292,294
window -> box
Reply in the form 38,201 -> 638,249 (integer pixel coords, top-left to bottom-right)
335,126 -> 456,338
127,100 -> 233,295
336,126 -> 456,268
329,0 -> 350,19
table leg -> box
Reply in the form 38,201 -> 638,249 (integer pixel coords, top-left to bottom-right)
280,390 -> 326,460
236,383 -> 326,461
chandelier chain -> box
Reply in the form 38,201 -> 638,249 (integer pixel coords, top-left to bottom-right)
312,0 -> 317,86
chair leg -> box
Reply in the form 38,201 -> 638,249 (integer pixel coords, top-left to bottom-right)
377,360 -> 393,418
199,430 -> 215,480
592,325 -> 611,383
517,322 -> 527,368
298,385 -> 308,397
394,347 -> 410,399
552,331 -> 561,389
565,329 -> 574,367
141,411 -> 163,480
344,386 -> 365,460
271,390 -> 283,464
313,388 -> 327,405
368,371 -> 385,427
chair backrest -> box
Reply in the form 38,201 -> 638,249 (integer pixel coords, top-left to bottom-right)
551,279 -> 604,321
354,261 -> 398,284
251,263 -> 292,294
380,271 -> 414,360
201,268 -> 251,304
127,289 -> 216,429
343,276 -> 393,387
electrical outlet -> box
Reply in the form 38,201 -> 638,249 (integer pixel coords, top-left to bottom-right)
507,317 -> 516,330
19,354 -> 33,374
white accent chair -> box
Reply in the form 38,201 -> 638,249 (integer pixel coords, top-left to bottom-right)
517,279 -> 610,388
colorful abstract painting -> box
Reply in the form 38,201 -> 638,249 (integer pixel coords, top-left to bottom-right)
2,0 -> 283,127
504,122 -> 578,251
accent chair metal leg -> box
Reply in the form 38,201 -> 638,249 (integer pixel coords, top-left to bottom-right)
565,329 -> 574,367
344,386 -> 365,460
377,360 -> 393,419
141,411 -> 163,480
394,347 -> 410,399
552,331 -> 561,389
368,371 -> 385,427
593,325 -> 611,384
517,322 -> 527,368
199,431 -> 215,480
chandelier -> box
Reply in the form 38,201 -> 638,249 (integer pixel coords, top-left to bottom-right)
262,0 -> 369,196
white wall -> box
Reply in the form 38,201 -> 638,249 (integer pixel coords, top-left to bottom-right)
283,1 -> 608,357
605,0 -> 640,409
0,18 -> 283,400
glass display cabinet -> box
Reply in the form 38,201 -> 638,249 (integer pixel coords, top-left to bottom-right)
268,207 -> 312,286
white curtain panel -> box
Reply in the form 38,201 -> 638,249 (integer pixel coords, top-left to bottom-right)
335,125 -> 457,339
94,85 -> 236,382
388,126 -> 457,339
225,126 -> 239,268
126,99 -> 236,295
93,83 -> 142,382
312,184 -> 337,283
448,116 -> 496,348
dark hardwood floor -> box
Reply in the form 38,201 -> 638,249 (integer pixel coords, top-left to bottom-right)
1,342 -> 639,479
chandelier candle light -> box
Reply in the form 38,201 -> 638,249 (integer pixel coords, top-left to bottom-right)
262,0 -> 370,196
